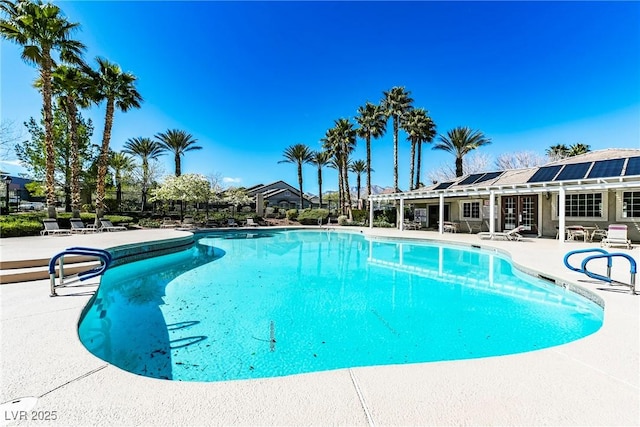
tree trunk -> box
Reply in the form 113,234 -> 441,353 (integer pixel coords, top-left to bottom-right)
342,154 -> 352,219
175,154 -> 181,177
297,163 -> 304,209
409,139 -> 416,191
41,54 -> 57,219
393,117 -> 399,193
116,182 -> 122,211
456,156 -> 463,177
68,96 -> 81,218
415,141 -> 422,189
317,166 -> 323,208
96,98 -> 115,220
366,134 -> 372,213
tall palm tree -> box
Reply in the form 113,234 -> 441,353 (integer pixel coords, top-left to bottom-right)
545,144 -> 570,161
382,86 -> 413,192
322,127 -> 343,211
433,127 -> 492,177
349,159 -> 369,205
89,57 -> 142,220
279,143 -> 313,209
123,136 -> 165,211
155,129 -> 201,177
310,150 -> 331,208
49,65 -> 92,217
401,108 -> 436,190
335,119 -> 356,214
355,101 -> 386,211
109,151 -> 135,211
1,0 -> 85,217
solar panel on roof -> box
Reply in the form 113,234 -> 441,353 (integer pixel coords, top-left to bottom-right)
527,165 -> 562,183
553,162 -> 591,181
434,181 -> 454,190
457,173 -> 484,186
587,158 -> 625,179
624,157 -> 640,176
474,171 -> 503,184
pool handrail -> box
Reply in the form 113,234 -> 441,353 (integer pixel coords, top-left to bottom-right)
564,248 -> 637,295
580,253 -> 637,295
49,247 -> 112,297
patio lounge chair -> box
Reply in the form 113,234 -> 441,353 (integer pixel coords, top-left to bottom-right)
160,217 -> 179,228
99,219 -> 127,232
591,224 -> 608,241
70,218 -> 95,234
181,216 -> 196,229
465,220 -> 482,234
227,218 -> 239,227
601,224 -> 632,249
478,225 -> 525,241
40,219 -> 72,236
403,219 -> 420,230
246,218 -> 259,227
443,221 -> 459,233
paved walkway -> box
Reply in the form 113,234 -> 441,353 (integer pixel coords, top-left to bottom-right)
0,227 -> 638,426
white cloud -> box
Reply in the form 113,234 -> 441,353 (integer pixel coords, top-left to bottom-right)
223,177 -> 242,184
0,159 -> 23,167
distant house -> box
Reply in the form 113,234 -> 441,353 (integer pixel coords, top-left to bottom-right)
369,149 -> 640,242
246,181 -> 313,209
1,175 -> 40,206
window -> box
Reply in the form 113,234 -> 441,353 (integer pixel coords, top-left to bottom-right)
622,192 -> 640,218
561,193 -> 603,218
462,201 -> 480,219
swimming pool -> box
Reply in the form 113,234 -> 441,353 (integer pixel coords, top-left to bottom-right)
78,229 -> 603,382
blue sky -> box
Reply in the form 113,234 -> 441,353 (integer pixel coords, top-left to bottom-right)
2,1 -> 639,193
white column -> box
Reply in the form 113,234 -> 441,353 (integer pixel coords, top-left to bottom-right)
558,187 -> 566,243
489,190 -> 496,235
399,198 -> 405,230
438,194 -> 444,234
369,198 -> 374,229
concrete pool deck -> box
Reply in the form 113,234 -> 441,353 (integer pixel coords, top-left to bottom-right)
0,227 -> 638,426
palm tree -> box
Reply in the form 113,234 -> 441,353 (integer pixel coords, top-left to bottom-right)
382,86 -> 413,192
109,152 -> 135,211
123,136 -> 165,210
89,57 -> 142,220
49,65 -> 92,217
155,129 -> 201,176
433,127 -> 492,177
355,101 -> 386,211
401,108 -> 436,190
279,143 -> 313,209
326,119 -> 357,216
310,150 -> 331,208
1,0 -> 85,217
568,143 -> 591,157
545,144 -> 570,161
349,159 -> 369,206
322,127 -> 342,211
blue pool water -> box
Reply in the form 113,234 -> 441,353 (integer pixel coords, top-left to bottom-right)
78,229 -> 603,382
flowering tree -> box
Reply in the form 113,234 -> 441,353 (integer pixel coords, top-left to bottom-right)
151,173 -> 210,219
222,187 -> 252,216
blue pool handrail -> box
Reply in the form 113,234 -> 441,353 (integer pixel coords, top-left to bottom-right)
49,247 -> 112,297
564,248 -> 637,295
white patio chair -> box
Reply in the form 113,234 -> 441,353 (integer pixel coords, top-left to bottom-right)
601,224 -> 632,249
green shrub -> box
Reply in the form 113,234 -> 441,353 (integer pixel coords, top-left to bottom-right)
372,220 -> 394,228
351,209 -> 367,223
297,208 -> 329,225
0,220 -> 42,237
138,218 -> 162,228
286,209 -> 298,220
